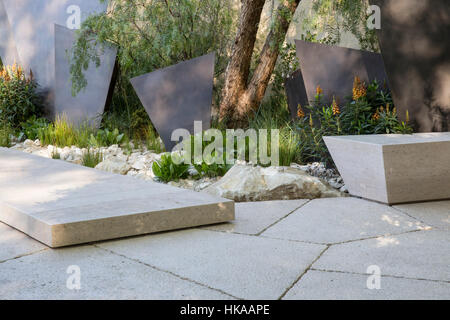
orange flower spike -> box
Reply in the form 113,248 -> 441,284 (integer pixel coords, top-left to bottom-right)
297,104 -> 305,118
352,76 -> 367,100
316,85 -> 323,96
331,96 -> 340,115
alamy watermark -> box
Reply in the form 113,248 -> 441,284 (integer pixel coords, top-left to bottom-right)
66,265 -> 81,290
367,5 -> 381,30
170,121 -> 280,166
366,265 -> 381,290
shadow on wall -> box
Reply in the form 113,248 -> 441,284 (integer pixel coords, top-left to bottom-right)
371,0 -> 450,132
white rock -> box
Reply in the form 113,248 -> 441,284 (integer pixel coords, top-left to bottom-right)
203,164 -> 344,202
95,157 -> 131,175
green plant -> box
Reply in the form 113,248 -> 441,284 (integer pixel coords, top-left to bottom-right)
81,148 -> 103,168
89,128 -> 125,147
152,153 -> 190,183
37,115 -> 95,148
294,79 -> 414,167
20,116 -> 49,140
0,63 -> 43,128
0,121 -> 12,147
51,150 -> 61,159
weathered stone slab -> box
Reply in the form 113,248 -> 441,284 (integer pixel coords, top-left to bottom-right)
97,229 -> 326,300
324,133 -> 450,204
54,24 -> 117,127
0,244 -> 233,300
130,53 -> 215,151
284,270 -> 450,300
2,0 -> 108,112
262,198 -> 427,244
370,0 -> 450,132
294,39 -> 389,105
0,148 -> 234,248
313,230 -> 450,282
203,200 -> 308,235
0,0 -> 18,66
394,201 -> 450,231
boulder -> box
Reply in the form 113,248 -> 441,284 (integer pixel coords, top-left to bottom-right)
203,164 -> 344,202
95,156 -> 131,175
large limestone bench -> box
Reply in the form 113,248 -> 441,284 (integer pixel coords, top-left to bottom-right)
324,133 -> 450,204
0,148 -> 234,248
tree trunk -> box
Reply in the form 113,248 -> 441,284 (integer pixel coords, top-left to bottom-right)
219,0 -> 301,128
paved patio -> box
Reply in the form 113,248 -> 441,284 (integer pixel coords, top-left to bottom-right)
0,197 -> 449,300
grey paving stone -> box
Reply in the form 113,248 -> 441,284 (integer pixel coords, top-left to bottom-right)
0,148 -> 234,247
0,222 -> 46,262
202,200 -> 308,235
313,230 -> 450,282
261,198 -> 428,244
394,201 -> 450,230
97,229 -> 326,300
0,245 -> 232,300
284,270 -> 450,300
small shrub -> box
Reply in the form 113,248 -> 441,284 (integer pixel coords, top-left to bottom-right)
51,150 -> 61,159
81,148 -> 103,168
89,128 -> 125,147
0,63 -> 43,128
294,78 -> 414,167
20,116 -> 49,140
152,153 -> 189,183
0,122 -> 12,147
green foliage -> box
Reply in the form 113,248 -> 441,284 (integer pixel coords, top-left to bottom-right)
37,115 -> 95,148
36,115 -> 128,149
70,0 -> 236,140
89,128 -> 125,147
301,0 -> 379,51
51,149 -> 61,160
81,148 -> 103,168
20,116 -> 49,140
0,121 -> 12,147
0,64 -> 43,128
152,153 -> 190,183
295,79 -> 414,166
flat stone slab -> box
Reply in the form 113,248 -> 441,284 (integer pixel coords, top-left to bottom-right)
395,201 -> 450,231
313,230 -> 450,282
284,270 -> 450,300
0,244 -> 232,300
324,133 -> 450,204
203,200 -> 308,235
0,148 -> 234,248
97,229 -> 326,300
261,198 -> 427,244
0,222 -> 46,262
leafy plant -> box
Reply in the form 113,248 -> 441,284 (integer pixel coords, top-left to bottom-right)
89,128 -> 125,147
152,153 -> 190,183
37,115 -> 95,148
294,78 -> 414,167
0,63 -> 43,128
20,116 -> 49,140
0,121 -> 12,147
81,148 -> 103,168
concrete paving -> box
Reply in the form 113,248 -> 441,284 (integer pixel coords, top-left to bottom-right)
261,198 -> 429,244
0,148 -> 234,247
0,196 -> 448,300
394,201 -> 450,231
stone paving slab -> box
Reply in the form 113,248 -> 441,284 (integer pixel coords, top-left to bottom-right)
394,201 -> 450,230
202,200 -> 308,235
261,198 -> 428,244
313,230 -> 450,282
0,244 -> 232,300
0,222 -> 46,262
0,148 -> 234,247
97,229 -> 326,300
283,270 -> 450,300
